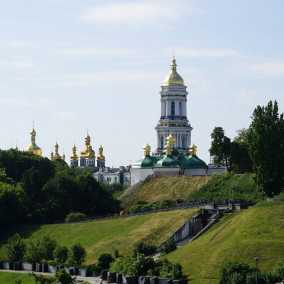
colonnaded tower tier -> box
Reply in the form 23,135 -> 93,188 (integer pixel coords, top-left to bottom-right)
155,57 -> 192,156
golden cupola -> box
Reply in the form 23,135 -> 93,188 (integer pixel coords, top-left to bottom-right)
50,151 -> 54,161
24,127 -> 42,156
166,133 -> 176,148
70,145 -> 79,161
163,57 -> 184,86
62,151 -> 65,161
86,145 -> 95,159
143,143 -> 151,156
189,143 -> 197,156
97,146 -> 105,160
53,142 -> 62,159
81,133 -> 91,156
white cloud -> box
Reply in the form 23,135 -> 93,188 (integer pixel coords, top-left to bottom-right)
0,60 -> 36,69
53,111 -> 73,119
233,61 -> 284,77
79,2 -> 199,28
2,40 -> 34,49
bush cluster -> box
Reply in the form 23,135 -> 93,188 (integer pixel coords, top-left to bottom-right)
130,199 -> 176,213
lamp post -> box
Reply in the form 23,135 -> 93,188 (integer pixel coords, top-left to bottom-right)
255,257 -> 259,284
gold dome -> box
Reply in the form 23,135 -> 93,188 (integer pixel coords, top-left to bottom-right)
97,145 -> 105,160
189,143 -> 197,156
53,141 -> 62,159
70,145 -> 79,161
163,58 -> 184,86
143,143 -> 151,156
81,133 -> 91,156
166,133 -> 176,148
24,128 -> 42,156
86,145 -> 95,159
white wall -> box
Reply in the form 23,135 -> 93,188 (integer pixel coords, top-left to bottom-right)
130,168 -> 154,186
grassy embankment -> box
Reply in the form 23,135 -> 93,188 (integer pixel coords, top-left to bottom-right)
167,202 -> 284,284
187,173 -> 260,201
120,176 -> 211,209
0,272 -> 36,284
0,209 -> 198,264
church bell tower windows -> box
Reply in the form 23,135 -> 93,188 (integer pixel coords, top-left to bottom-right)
171,102 -> 175,117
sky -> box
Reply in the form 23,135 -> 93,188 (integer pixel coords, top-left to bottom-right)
1,0 -> 284,167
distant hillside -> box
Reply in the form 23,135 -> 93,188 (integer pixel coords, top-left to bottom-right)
0,209 -> 198,264
187,173 -> 260,202
120,176 -> 211,209
167,202 -> 284,284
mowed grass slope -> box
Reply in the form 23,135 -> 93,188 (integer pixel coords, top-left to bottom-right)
120,176 -> 211,209
0,271 -> 37,284
167,202 -> 284,283
0,209 -> 198,264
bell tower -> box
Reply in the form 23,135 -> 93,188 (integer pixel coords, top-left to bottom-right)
155,57 -> 192,155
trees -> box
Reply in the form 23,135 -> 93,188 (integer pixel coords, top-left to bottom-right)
68,243 -> 86,265
53,245 -> 69,263
97,253 -> 115,270
40,236 -> 57,263
133,241 -> 156,257
6,233 -> 26,262
247,100 -> 284,196
158,238 -> 177,255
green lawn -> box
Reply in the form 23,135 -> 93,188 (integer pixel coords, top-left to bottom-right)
0,209 -> 198,264
167,202 -> 284,283
0,271 -> 51,284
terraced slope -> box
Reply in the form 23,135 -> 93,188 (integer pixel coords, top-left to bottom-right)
120,176 -> 211,209
0,209 -> 198,264
167,202 -> 284,283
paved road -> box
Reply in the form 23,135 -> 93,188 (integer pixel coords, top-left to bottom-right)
0,269 -> 101,283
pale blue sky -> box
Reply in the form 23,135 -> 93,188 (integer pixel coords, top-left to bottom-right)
1,0 -> 284,166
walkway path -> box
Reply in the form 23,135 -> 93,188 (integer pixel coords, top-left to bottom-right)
0,269 -> 101,284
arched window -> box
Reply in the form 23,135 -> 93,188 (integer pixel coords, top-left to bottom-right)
161,136 -> 164,149
179,102 -> 182,116
171,102 -> 175,117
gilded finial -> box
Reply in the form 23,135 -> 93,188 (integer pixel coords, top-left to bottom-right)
143,143 -> 151,156
189,143 -> 197,156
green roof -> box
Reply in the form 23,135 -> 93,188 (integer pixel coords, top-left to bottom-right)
156,155 -> 180,168
179,155 -> 208,169
162,147 -> 180,156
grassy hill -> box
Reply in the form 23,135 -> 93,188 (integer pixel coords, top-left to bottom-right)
120,176 -> 211,209
0,209 -> 198,264
167,202 -> 284,284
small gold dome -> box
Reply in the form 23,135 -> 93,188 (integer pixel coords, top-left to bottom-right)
81,133 -> 91,156
143,143 -> 151,156
71,145 -> 79,161
189,143 -> 197,156
97,145 -> 105,160
24,127 -> 42,156
86,145 -> 95,159
163,58 -> 184,86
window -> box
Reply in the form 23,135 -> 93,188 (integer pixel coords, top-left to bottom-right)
171,102 -> 175,117
179,102 -> 182,116
115,177 -> 117,182
161,136 -> 164,149
182,136 -> 186,149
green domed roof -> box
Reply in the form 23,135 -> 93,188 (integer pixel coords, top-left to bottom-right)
156,155 -> 180,168
179,155 -> 208,169
162,147 -> 179,156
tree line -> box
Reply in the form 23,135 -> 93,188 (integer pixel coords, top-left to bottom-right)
0,150 -> 121,229
210,100 -> 284,197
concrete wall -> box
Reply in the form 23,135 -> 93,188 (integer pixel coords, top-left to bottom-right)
184,168 -> 207,175
130,168 -> 154,186
153,168 -> 180,177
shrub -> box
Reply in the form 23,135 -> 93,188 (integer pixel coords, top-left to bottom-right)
6,233 -> 26,262
158,238 -> 176,255
53,245 -> 69,263
133,240 -> 156,257
218,260 -> 253,284
28,272 -> 55,284
160,199 -> 175,209
97,253 -> 115,270
127,254 -> 155,276
68,243 -> 86,265
272,259 -> 284,282
65,212 -> 87,223
114,249 -> 120,258
55,268 -> 76,284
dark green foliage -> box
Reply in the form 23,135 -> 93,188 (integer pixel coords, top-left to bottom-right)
155,258 -> 184,279
187,173 -> 260,202
133,241 -> 156,257
127,253 -> 155,276
129,199 -> 175,213
29,272 -> 55,284
40,236 -> 57,263
247,100 -> 284,197
97,252 -> 115,269
68,243 -> 86,265
55,268 -> 76,284
53,245 -> 69,263
218,260 -> 253,284
14,280 -> 22,284
272,259 -> 284,282
114,249 -> 120,258
6,233 -> 26,262
0,182 -> 23,228
24,240 -> 42,263
65,212 -> 86,223
158,238 -> 176,255
245,270 -> 276,284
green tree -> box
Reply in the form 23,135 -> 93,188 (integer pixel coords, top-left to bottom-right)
54,269 -> 76,284
53,245 -> 69,263
24,240 -> 43,263
127,254 -> 155,276
29,272 -> 55,284
209,127 -> 232,172
97,253 -> 115,270
247,100 -> 284,196
158,238 -> 177,255
133,241 -> 156,257
68,243 -> 86,265
40,236 -> 57,263
6,233 -> 26,262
